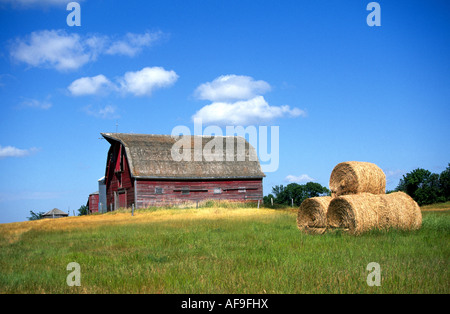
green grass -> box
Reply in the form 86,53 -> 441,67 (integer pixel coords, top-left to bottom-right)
0,208 -> 448,294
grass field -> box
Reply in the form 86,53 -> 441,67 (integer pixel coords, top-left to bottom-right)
0,202 -> 449,294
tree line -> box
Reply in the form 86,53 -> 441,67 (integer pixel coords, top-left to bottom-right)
263,182 -> 330,207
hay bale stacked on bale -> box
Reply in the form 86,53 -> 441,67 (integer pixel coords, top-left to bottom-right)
297,161 -> 422,235
329,161 -> 386,197
297,196 -> 332,234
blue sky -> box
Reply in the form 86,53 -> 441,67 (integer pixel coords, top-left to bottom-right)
0,0 -> 449,223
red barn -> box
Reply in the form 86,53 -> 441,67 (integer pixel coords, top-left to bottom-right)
101,133 -> 265,210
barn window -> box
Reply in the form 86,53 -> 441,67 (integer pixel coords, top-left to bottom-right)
214,188 -> 222,194
181,188 -> 190,195
238,187 -> 246,193
155,187 -> 163,194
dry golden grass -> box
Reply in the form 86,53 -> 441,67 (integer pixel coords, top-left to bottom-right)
0,206 -> 275,244
421,201 -> 450,212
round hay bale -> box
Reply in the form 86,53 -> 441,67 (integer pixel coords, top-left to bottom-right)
326,192 -> 422,234
329,161 -> 386,196
297,196 -> 333,234
390,191 -> 422,230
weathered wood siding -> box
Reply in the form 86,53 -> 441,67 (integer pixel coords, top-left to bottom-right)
105,143 -> 135,211
135,179 -> 263,208
88,194 -> 99,213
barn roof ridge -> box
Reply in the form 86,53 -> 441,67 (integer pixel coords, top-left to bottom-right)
42,208 -> 68,216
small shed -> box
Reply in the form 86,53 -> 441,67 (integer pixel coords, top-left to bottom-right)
42,208 -> 68,219
88,191 -> 100,213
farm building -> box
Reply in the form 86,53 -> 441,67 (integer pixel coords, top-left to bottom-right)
98,176 -> 107,213
88,191 -> 99,213
42,208 -> 68,219
101,133 -> 265,210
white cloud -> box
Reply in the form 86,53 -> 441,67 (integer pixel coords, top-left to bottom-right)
194,74 -> 271,102
20,98 -> 52,110
10,30 -> 91,71
385,169 -> 403,178
119,67 -> 179,96
68,75 -> 112,96
192,96 -> 305,125
193,74 -> 305,125
0,146 -> 38,158
285,174 -> 316,184
10,30 -> 162,72
106,31 -> 161,57
83,104 -> 120,119
69,67 -> 178,97
384,169 -> 404,188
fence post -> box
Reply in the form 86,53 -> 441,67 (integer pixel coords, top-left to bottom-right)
257,200 -> 260,209
132,204 -> 134,216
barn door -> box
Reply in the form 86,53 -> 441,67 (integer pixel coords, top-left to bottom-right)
119,191 -> 127,209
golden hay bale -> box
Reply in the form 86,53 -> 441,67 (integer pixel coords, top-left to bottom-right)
297,196 -> 333,234
326,192 -> 422,234
329,161 -> 386,196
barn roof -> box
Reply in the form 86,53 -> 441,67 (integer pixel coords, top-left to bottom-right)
42,208 -> 68,217
101,133 -> 265,180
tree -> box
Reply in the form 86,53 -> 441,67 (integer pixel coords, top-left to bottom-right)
304,182 -> 331,199
413,173 -> 441,205
271,182 -> 330,207
396,167 -> 446,205
263,193 -> 275,206
271,185 -> 285,201
27,210 -> 44,221
396,168 -> 432,198
77,205 -> 88,216
439,163 -> 450,201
